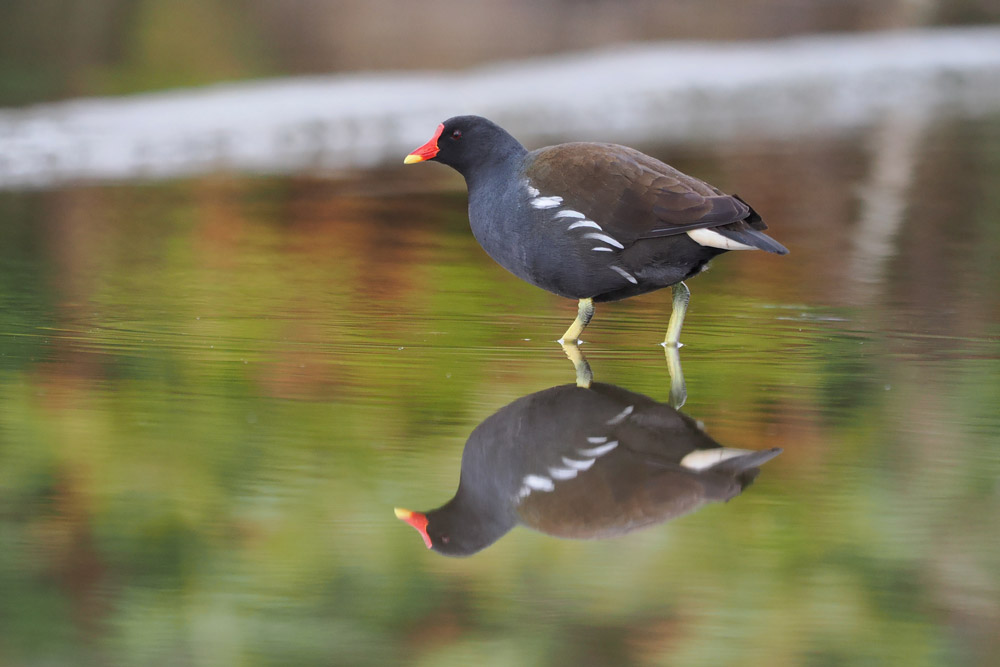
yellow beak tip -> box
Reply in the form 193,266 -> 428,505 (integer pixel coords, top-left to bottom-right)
394,507 -> 412,519
403,154 -> 424,165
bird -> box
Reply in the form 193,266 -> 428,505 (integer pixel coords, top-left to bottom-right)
404,115 -> 788,345
394,382 -> 782,556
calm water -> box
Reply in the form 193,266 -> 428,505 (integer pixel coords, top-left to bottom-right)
2,115 -> 999,666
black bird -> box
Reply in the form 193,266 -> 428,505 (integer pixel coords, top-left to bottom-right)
404,115 -> 788,345
394,382 -> 782,556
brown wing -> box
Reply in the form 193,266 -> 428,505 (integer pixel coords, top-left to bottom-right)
524,142 -> 755,246
518,463 -> 710,539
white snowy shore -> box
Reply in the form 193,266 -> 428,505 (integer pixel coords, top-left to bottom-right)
1,27 -> 999,189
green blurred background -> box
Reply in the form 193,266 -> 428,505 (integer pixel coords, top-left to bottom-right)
2,2 -> 1000,666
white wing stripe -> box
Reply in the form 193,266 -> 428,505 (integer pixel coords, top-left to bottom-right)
583,232 -> 624,249
609,265 -> 638,284
531,196 -> 563,209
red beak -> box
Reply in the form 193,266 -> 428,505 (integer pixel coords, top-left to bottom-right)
394,507 -> 432,548
403,123 -> 444,164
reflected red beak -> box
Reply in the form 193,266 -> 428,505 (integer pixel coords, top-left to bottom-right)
394,507 -> 432,548
404,123 -> 444,164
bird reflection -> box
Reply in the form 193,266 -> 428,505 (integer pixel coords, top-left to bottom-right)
559,340 -> 687,408
395,381 -> 781,557
561,339 -> 686,408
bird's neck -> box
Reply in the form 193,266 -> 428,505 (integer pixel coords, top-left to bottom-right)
461,143 -> 528,192
434,483 -> 519,553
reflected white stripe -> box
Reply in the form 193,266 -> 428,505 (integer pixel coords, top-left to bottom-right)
606,405 -> 634,425
586,436 -> 608,444
555,210 -> 586,219
568,220 -> 602,231
523,474 -> 555,491
578,440 -> 618,457
592,247 -> 614,252
583,232 -> 624,249
525,183 -> 540,197
561,456 -> 595,471
548,466 -> 579,480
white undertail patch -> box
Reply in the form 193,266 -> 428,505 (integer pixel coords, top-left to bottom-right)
686,228 -> 755,251
680,447 -> 754,471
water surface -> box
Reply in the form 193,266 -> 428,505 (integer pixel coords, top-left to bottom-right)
1,115 -> 999,665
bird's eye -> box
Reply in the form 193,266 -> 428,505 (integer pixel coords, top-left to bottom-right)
450,129 -> 462,140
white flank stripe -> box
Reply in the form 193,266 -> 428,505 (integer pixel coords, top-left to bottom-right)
561,456 -> 596,471
586,436 -> 608,444
680,447 -> 754,471
609,265 -> 638,284
568,220 -> 602,231
554,210 -> 586,219
523,474 -> 555,491
686,228 -> 755,250
531,196 -> 563,209
583,232 -> 624,249
606,405 -> 634,425
548,466 -> 579,480
592,246 -> 614,252
578,440 -> 618,457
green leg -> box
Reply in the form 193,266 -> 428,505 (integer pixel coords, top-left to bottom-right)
663,343 -> 687,408
560,298 -> 595,344
560,341 -> 594,389
663,282 -> 690,347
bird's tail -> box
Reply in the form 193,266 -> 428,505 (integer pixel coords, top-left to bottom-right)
722,195 -> 789,254
681,446 -> 783,489
713,225 -> 789,254
715,447 -> 783,489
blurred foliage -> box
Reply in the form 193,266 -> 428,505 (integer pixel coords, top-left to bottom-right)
3,0 -> 1000,106
0,113 -> 999,667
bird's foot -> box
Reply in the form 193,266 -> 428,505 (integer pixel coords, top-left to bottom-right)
663,343 -> 687,408
560,340 -> 593,389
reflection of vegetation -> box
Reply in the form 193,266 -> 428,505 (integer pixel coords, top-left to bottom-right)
1,119 -> 999,665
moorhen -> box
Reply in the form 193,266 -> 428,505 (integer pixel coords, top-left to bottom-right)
395,382 -> 782,556
405,116 -> 788,345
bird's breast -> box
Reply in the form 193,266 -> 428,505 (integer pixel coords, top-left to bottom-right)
467,181 -> 642,299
